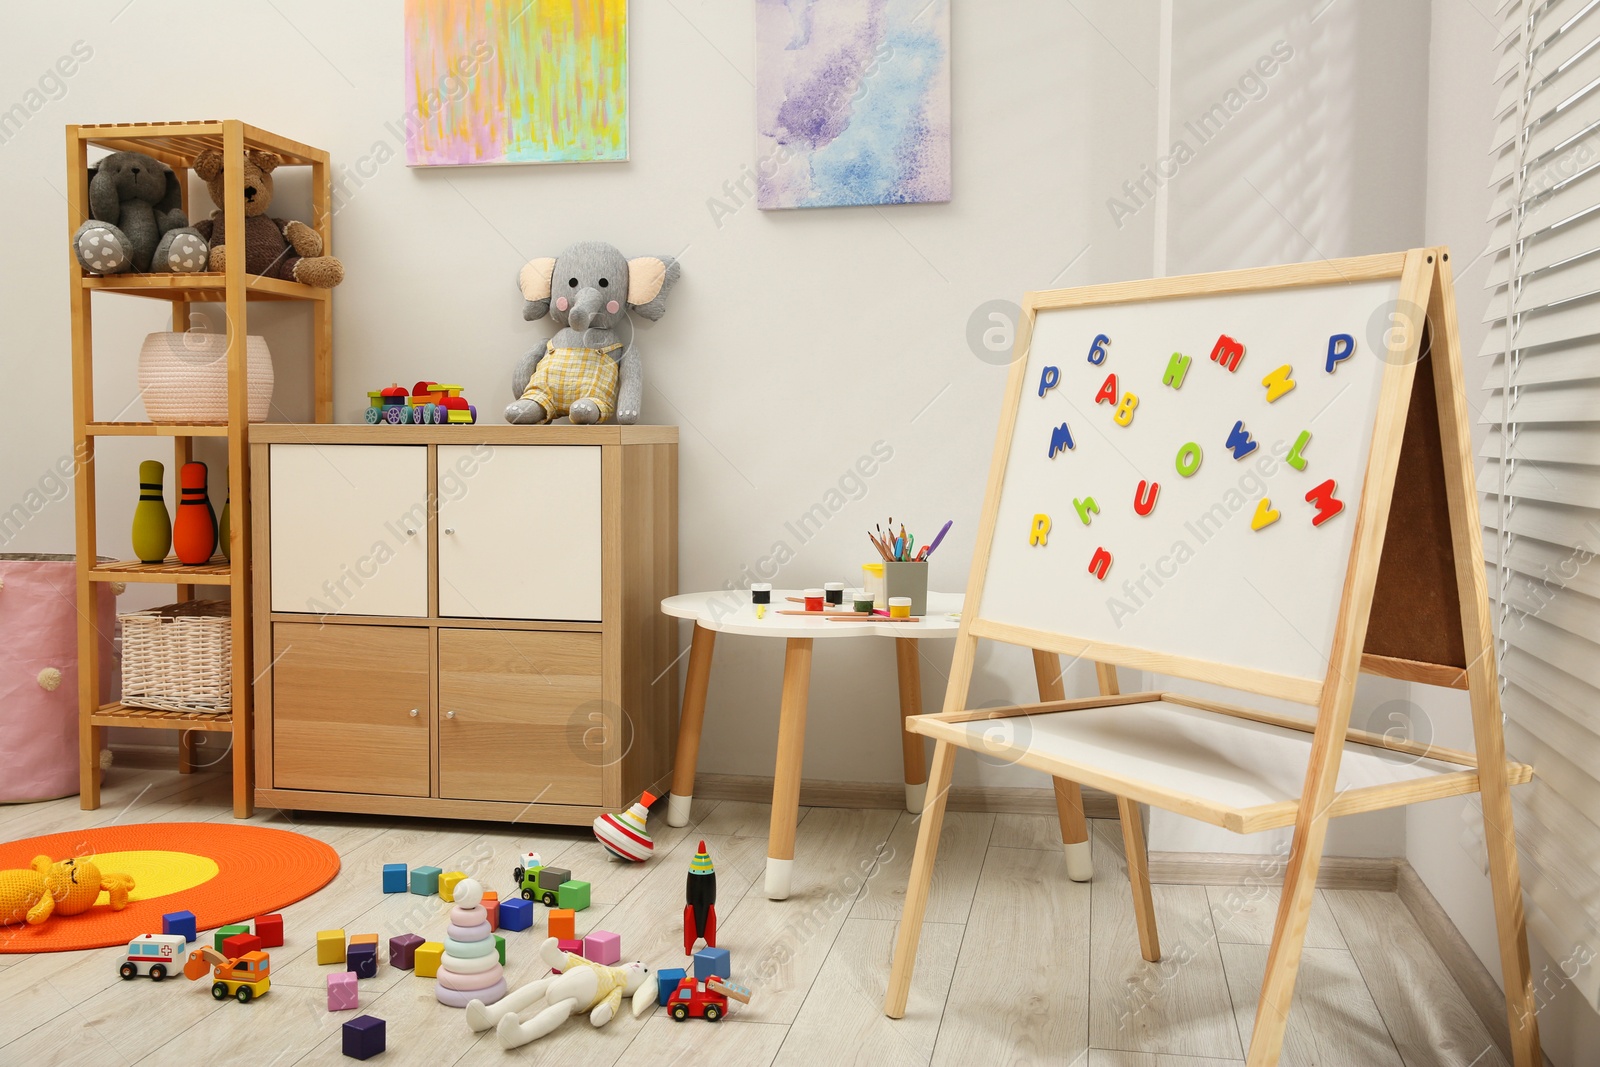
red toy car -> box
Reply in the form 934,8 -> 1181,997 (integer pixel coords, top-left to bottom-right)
666,975 -> 751,1022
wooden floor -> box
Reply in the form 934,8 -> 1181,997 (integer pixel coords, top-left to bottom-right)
0,752 -> 1510,1067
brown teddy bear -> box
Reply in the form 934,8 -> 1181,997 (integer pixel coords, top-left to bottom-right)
192,148 -> 343,288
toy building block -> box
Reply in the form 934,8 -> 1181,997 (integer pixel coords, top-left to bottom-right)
254,913 -> 284,948
499,897 -> 534,932
327,971 -> 359,1012
438,870 -> 466,902
482,890 -> 499,930
413,941 -> 444,978
409,865 -> 442,895
342,1015 -> 386,1060
584,930 -> 621,966
223,932 -> 263,959
558,880 -> 591,912
347,942 -> 378,979
388,933 -> 424,970
494,934 -> 505,966
318,929 -> 347,965
694,946 -> 731,980
350,933 -> 378,948
162,910 -> 197,943
382,863 -> 407,894
214,924 -> 250,953
656,967 -> 687,1007
548,908 -> 576,941
558,938 -> 583,956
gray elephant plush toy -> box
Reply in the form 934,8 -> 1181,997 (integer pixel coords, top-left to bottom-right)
71,151 -> 207,274
507,241 -> 680,425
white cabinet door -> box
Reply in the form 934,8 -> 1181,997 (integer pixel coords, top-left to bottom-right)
269,444 -> 429,617
437,445 -> 602,621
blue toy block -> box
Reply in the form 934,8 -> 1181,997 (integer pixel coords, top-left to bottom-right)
162,909 -> 197,943
342,1014 -> 386,1060
499,898 -> 534,932
693,946 -> 731,981
656,967 -> 687,1006
347,943 -> 378,979
409,865 -> 442,896
382,863 -> 407,894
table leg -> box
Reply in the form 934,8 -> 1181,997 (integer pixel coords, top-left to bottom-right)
894,637 -> 928,813
765,637 -> 813,900
667,623 -> 716,827
1032,649 -> 1093,881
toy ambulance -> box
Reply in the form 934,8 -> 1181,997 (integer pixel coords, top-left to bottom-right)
119,933 -> 188,981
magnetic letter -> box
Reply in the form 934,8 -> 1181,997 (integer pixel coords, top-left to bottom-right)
1162,352 -> 1191,389
1113,393 -> 1139,426
1038,365 -> 1060,397
1094,373 -> 1119,406
1262,364 -> 1296,402
1074,496 -> 1100,525
1286,430 -> 1311,471
1030,514 -> 1051,545
1306,479 -> 1344,526
1225,420 -> 1258,460
1133,480 -> 1160,516
1088,547 -> 1112,581
1049,421 -> 1076,458
1325,333 -> 1354,373
1088,333 -> 1110,365
1251,497 -> 1280,531
1209,334 -> 1244,372
1175,442 -> 1203,477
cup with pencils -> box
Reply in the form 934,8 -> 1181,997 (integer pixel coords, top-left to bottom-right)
868,518 -> 950,618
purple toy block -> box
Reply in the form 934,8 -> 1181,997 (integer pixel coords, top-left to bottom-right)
342,1014 -> 386,1060
388,933 -> 424,970
162,909 -> 197,942
347,942 -> 377,979
327,971 -> 358,1012
583,930 -> 621,965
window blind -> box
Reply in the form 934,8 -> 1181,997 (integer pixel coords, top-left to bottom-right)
1478,0 -> 1600,1010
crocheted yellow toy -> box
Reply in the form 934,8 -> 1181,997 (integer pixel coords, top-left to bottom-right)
0,855 -> 134,925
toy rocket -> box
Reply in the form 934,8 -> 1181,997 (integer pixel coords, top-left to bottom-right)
684,840 -> 717,955
593,790 -> 656,862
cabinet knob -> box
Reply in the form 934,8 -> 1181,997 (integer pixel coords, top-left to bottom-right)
444,527 -> 457,534
445,710 -> 456,719
405,527 -> 417,537
408,708 -> 419,718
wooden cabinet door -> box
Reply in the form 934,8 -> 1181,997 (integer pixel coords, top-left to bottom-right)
269,444 -> 428,617
437,628 -> 603,805
436,445 -> 602,621
272,623 -> 430,796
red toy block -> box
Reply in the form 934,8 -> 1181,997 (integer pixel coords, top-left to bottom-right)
254,914 -> 284,948
223,933 -> 263,959
482,890 -> 499,931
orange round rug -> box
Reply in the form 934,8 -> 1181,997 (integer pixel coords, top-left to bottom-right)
0,823 -> 340,952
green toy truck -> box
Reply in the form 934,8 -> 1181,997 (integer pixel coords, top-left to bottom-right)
511,854 -> 589,909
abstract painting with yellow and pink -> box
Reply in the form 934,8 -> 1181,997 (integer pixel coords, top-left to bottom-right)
405,0 -> 627,167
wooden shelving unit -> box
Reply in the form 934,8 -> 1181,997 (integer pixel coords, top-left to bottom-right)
68,120 -> 334,817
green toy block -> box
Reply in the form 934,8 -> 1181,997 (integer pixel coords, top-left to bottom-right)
214,924 -> 250,953
494,934 -> 505,966
557,879 -> 590,912
410,865 -> 442,895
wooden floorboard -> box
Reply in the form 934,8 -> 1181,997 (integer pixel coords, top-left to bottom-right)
1218,942 -> 1406,1067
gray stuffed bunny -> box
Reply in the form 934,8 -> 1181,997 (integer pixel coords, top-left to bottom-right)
71,151 -> 207,274
507,241 -> 680,425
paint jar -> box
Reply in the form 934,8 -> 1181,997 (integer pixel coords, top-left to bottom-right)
862,563 -> 886,610
823,581 -> 845,606
750,583 -> 772,606
852,591 -> 875,613
888,596 -> 913,619
804,588 -> 825,612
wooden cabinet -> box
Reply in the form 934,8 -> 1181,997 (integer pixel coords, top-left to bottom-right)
251,425 -> 678,826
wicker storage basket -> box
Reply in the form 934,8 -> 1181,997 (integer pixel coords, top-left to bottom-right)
119,600 -> 232,713
138,330 -> 274,424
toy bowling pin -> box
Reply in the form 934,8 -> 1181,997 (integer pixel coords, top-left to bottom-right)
593,791 -> 656,862
131,460 -> 171,564
172,461 -> 217,565
218,492 -> 231,561
683,840 -> 717,955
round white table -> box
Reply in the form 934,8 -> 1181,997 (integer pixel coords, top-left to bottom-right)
661,589 -> 963,899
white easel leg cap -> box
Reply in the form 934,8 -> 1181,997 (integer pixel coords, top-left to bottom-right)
1064,839 -> 1093,882
764,858 -> 793,900
666,793 -> 692,828
904,781 -> 927,815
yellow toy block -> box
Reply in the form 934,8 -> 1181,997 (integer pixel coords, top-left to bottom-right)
438,871 -> 467,902
317,928 -> 346,965
414,941 -> 444,979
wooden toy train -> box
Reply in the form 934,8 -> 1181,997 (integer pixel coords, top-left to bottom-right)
365,381 -> 478,425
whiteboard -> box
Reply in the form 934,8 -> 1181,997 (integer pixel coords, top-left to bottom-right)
976,275 -> 1403,688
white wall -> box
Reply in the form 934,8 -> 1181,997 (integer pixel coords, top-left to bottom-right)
1420,2 -> 1600,1062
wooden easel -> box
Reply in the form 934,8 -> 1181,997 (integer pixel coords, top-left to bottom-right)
882,249 -> 1541,1067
